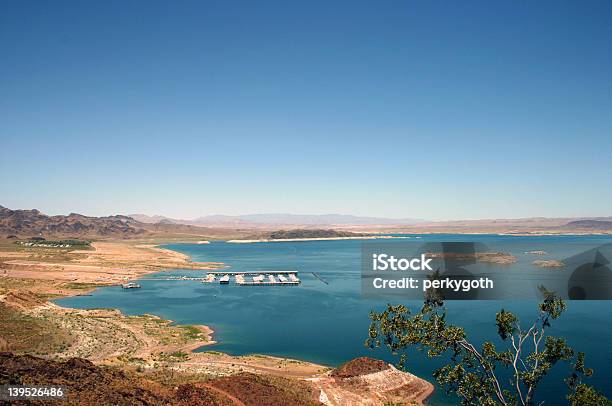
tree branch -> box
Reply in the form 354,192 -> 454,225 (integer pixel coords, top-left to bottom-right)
459,339 -> 507,405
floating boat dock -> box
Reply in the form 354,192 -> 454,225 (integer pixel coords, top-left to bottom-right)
205,271 -> 301,286
133,271 -> 301,286
203,271 -> 299,276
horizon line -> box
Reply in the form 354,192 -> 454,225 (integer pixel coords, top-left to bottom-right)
3,204 -> 611,224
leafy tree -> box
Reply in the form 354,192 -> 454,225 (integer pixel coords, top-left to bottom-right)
367,291 -> 611,405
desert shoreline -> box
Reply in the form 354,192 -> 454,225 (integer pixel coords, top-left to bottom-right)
227,235 -> 407,243
0,239 -> 435,405
0,242 -> 326,378
228,232 -> 612,243
0,241 -> 435,406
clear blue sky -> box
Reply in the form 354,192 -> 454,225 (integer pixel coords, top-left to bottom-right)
1,1 -> 611,220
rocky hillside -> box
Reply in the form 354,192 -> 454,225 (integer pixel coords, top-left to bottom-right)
0,352 -> 226,405
565,220 -> 612,230
312,356 -> 434,405
0,205 -> 258,240
0,205 -> 147,239
0,353 -> 320,406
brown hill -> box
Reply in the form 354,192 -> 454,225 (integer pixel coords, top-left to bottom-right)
265,229 -> 367,240
565,220 -> 612,230
0,205 -> 146,239
315,356 -> 434,405
0,352 -> 320,406
330,357 -> 389,378
0,352 -> 225,406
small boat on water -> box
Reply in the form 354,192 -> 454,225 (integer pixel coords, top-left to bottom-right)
219,274 -> 230,284
278,274 -> 288,282
122,282 -> 141,289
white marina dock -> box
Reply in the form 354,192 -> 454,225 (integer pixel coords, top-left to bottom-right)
203,271 -> 301,286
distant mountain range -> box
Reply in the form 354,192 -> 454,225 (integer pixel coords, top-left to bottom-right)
129,213 -> 425,227
0,205 -> 248,239
2,204 -> 612,239
2,205 -> 418,239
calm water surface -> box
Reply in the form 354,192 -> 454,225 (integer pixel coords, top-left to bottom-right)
57,234 -> 612,405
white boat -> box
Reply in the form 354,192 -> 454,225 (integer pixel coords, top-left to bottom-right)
122,282 -> 141,289
220,274 -> 230,284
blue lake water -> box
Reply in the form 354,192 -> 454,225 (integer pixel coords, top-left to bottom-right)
57,234 -> 612,405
